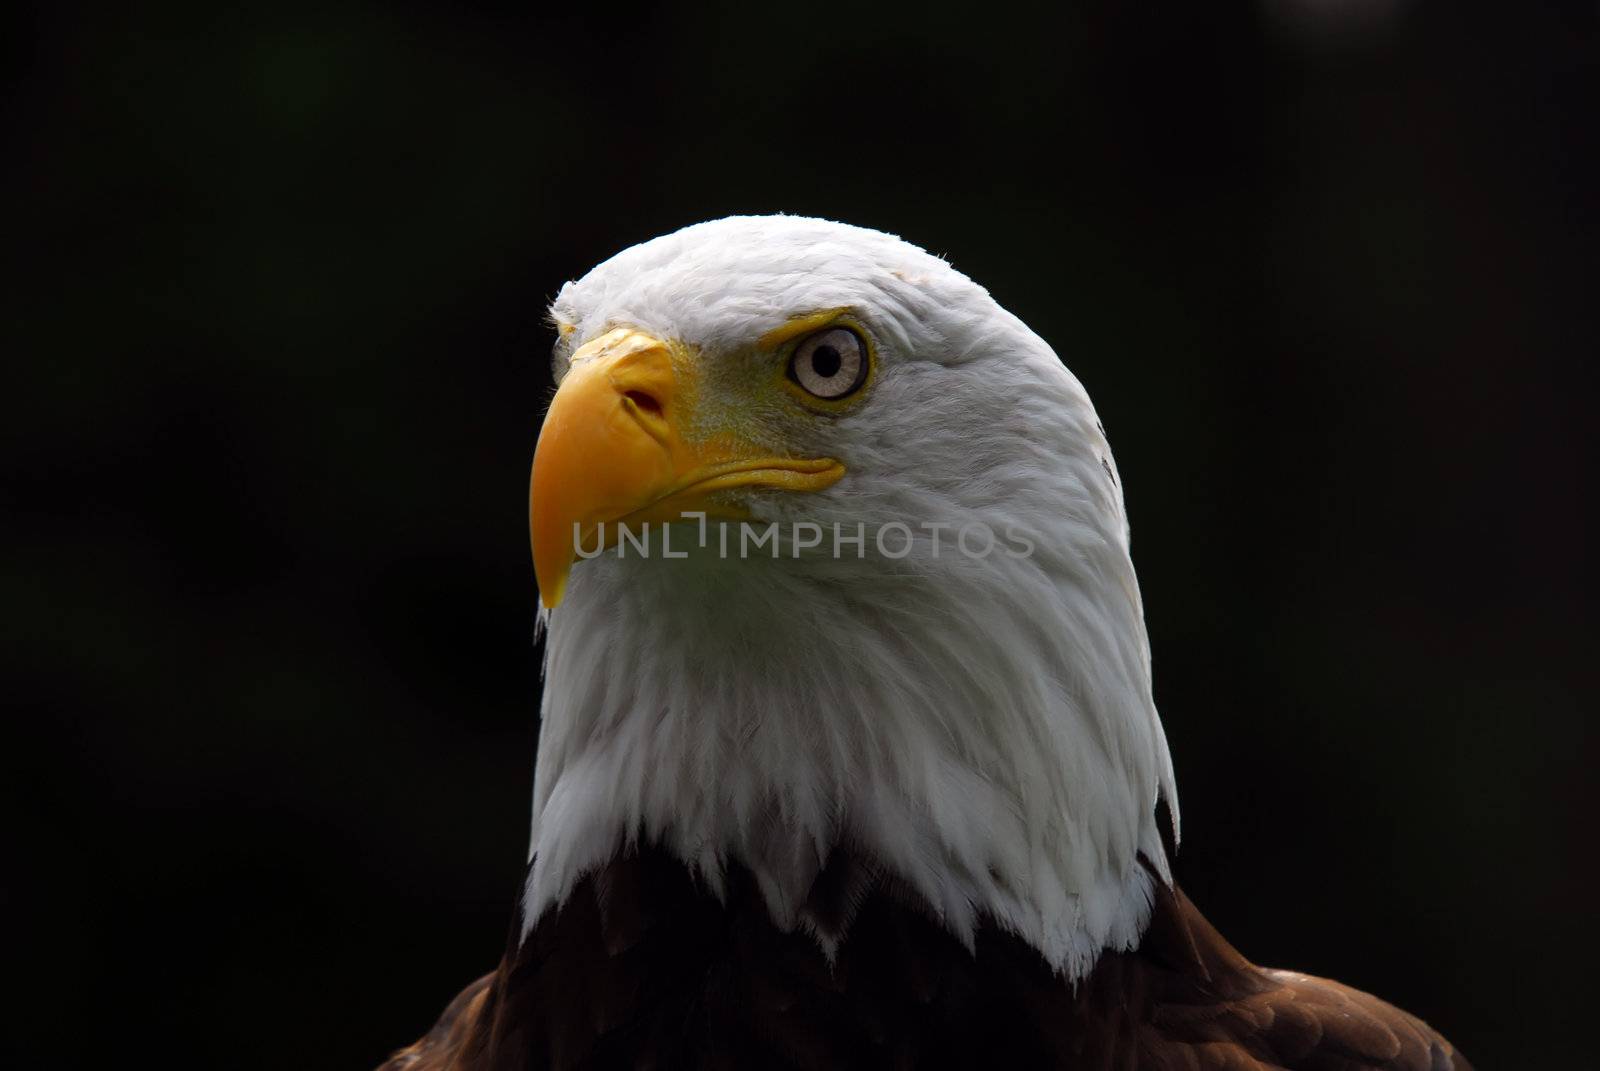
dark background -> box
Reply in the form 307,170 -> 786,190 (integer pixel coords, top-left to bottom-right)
8,2 -> 1595,1067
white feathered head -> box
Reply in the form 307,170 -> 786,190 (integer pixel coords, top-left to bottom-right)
524,215 -> 1177,980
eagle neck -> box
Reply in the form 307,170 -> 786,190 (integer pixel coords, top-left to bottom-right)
523,530 -> 1175,981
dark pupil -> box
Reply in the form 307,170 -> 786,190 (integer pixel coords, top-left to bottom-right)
811,344 -> 842,379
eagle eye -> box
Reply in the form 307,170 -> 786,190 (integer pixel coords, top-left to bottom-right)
788,327 -> 867,400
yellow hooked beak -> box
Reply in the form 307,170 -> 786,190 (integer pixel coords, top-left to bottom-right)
530,328 -> 845,607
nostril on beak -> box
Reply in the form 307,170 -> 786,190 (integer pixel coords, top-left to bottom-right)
623,390 -> 664,418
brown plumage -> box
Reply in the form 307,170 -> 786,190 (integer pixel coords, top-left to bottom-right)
379,844 -> 1468,1070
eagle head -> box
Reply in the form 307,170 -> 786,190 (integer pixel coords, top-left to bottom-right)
524,216 -> 1176,980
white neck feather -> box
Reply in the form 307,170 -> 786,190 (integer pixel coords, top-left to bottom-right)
524,477 -> 1176,980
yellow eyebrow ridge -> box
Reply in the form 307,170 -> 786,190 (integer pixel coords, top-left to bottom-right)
757,308 -> 852,349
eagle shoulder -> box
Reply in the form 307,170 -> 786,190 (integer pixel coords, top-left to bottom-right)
377,971 -> 496,1071
1126,881 -> 1472,1071
376,849 -> 1470,1070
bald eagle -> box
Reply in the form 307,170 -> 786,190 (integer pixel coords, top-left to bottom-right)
381,217 -> 1468,1070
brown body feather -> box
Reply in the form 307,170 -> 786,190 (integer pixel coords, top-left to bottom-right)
380,845 -> 1468,1071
